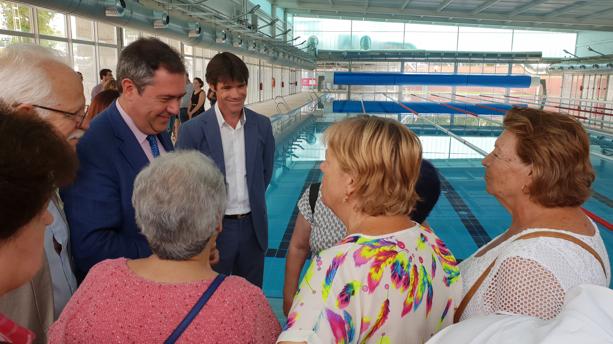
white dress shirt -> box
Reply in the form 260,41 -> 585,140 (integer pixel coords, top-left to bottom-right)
116,101 -> 166,161
215,102 -> 250,215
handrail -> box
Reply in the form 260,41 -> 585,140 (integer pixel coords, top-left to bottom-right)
382,94 -> 489,156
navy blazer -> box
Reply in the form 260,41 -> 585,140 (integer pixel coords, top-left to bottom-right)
61,102 -> 174,280
176,107 -> 275,250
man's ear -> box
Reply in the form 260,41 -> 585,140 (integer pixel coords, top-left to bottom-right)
14,103 -> 34,112
120,78 -> 138,98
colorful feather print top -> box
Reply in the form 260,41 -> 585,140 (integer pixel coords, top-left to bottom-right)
277,224 -> 462,344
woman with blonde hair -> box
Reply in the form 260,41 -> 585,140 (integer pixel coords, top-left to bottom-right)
457,108 -> 610,322
278,116 -> 461,344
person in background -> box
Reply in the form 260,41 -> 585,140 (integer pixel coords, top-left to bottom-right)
207,87 -> 216,108
278,116 -> 461,344
176,52 -> 275,288
283,159 -> 442,315
102,78 -> 118,92
91,68 -> 112,100
0,44 -> 86,343
179,73 -> 192,125
188,77 -> 206,119
48,151 -> 280,343
83,89 -> 120,128
0,103 -> 78,344
61,38 -> 182,282
457,108 -> 610,322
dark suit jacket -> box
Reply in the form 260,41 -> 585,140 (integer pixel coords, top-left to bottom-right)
61,102 -> 174,280
176,107 -> 275,250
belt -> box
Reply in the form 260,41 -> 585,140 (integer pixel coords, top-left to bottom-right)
224,212 -> 251,220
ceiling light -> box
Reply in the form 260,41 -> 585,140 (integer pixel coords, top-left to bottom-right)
153,12 -> 170,29
104,0 -> 126,17
188,22 -> 201,38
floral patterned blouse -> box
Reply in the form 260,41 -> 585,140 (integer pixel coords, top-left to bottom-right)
277,224 -> 462,344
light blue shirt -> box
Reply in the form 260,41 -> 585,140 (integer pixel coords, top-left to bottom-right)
181,82 -> 193,109
44,195 -> 78,318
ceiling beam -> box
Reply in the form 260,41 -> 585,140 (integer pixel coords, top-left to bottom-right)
509,0 -> 550,16
401,0 -> 412,10
437,0 -> 455,12
278,2 -> 613,31
577,6 -> 613,20
472,0 -> 502,14
544,1 -> 588,18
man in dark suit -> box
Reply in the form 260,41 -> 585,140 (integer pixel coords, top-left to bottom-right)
62,38 -> 185,281
176,52 -> 275,287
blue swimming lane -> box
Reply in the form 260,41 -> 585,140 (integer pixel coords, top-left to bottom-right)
333,72 -> 537,88
333,101 -> 519,115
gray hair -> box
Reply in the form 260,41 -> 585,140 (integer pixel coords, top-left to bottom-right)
116,37 -> 185,94
132,151 -> 226,260
0,44 -> 68,118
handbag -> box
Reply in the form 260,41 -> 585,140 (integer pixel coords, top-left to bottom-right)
164,274 -> 226,344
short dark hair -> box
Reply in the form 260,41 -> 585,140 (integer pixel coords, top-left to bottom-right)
206,52 -> 249,86
116,37 -> 185,94
411,159 -> 441,223
99,68 -> 111,80
0,103 -> 78,241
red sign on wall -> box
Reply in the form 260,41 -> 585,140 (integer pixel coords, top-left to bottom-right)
301,77 -> 317,87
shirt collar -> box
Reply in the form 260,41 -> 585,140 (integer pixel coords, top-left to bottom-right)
214,102 -> 246,130
116,100 -> 149,144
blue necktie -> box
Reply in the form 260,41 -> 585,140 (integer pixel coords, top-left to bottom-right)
146,135 -> 160,158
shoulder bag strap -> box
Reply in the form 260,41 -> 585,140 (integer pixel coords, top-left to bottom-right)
454,230 -> 606,323
516,231 -> 606,276
164,274 -> 226,344
453,258 -> 496,323
309,183 -> 321,215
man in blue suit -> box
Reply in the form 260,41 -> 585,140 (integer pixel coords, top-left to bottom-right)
62,38 -> 185,281
176,52 -> 275,287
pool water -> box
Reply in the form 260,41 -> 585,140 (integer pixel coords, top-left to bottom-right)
262,114 -> 613,320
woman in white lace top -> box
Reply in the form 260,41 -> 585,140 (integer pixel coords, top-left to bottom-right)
458,108 -> 611,322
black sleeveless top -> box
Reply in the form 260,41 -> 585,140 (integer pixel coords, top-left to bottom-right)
191,90 -> 205,117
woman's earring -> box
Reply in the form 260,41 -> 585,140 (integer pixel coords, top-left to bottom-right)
521,184 -> 529,194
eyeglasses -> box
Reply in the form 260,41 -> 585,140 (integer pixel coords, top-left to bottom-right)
31,104 -> 87,127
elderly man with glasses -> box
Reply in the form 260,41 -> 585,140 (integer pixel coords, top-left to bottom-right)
0,44 -> 86,343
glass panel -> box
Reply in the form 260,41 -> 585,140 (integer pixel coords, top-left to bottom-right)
97,21 -> 116,44
123,28 -> 140,45
37,9 -> 66,37
99,46 -> 117,73
293,17 -> 351,50
404,24 -> 458,50
193,46 -> 203,57
73,43 -> 96,104
183,44 -> 193,56
194,57 -> 203,80
0,2 -> 33,32
351,20 -> 404,50
40,39 -> 68,55
458,27 -> 512,52
512,30 -> 576,58
184,56 -> 193,79
70,15 -> 93,41
0,34 -> 33,50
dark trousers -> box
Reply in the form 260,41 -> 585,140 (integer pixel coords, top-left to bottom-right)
214,215 -> 265,287
179,107 -> 189,123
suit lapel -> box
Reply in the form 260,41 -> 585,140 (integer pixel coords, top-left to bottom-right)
243,110 -> 257,188
108,104 -> 149,173
157,131 -> 174,152
204,110 -> 226,176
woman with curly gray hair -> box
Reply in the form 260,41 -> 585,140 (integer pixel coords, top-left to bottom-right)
49,151 -> 280,343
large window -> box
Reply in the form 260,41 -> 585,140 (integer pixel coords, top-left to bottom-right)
294,16 -> 577,58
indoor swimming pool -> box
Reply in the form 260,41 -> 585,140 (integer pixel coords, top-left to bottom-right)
262,113 -> 613,319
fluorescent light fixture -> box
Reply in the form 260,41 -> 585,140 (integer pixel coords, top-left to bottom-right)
153,12 -> 170,29
188,22 -> 201,38
216,30 -> 227,43
105,0 -> 126,17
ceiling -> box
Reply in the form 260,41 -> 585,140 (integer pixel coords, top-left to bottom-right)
276,0 -> 613,32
